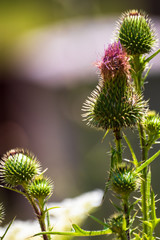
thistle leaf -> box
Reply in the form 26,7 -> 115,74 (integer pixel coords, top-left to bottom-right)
32,224 -> 112,238
88,214 -> 109,228
123,133 -> 139,166
134,150 -> 160,173
101,129 -> 109,143
1,217 -> 16,240
144,49 -> 160,64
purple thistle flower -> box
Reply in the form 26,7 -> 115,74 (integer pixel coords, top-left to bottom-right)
97,41 -> 130,81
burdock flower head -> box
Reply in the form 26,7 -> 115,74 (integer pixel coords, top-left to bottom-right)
97,41 -> 130,82
116,9 -> 156,55
0,149 -> 41,187
82,41 -> 146,131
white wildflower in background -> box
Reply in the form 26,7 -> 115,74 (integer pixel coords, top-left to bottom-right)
0,189 -> 103,240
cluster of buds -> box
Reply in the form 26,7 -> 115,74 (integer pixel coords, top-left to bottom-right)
82,9 -> 157,132
0,149 -> 53,202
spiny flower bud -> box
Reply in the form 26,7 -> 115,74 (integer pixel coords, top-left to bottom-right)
0,149 -> 41,187
82,83 -> 145,131
110,164 -> 139,198
96,41 -> 130,82
108,213 -> 124,235
143,111 -> 160,147
116,9 -> 156,55
82,41 -> 146,131
27,176 -> 53,201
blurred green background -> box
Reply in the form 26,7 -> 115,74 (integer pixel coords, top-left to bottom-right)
0,0 -> 160,239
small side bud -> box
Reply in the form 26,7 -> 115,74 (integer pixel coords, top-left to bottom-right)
109,164 -> 139,198
116,10 -> 157,55
108,213 -> 125,236
143,111 -> 160,147
27,176 -> 53,201
0,149 -> 41,187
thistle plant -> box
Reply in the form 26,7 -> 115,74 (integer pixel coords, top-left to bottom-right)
0,9 -> 160,240
0,149 -> 53,240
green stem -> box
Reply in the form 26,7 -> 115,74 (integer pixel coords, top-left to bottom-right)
123,197 -> 130,240
114,129 -> 122,165
120,233 -> 128,240
131,55 -> 144,94
138,100 -> 149,239
25,192 -> 49,240
132,54 -> 150,238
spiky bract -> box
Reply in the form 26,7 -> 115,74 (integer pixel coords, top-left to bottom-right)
27,176 -> 53,200
0,149 -> 41,187
117,10 -> 156,55
82,82 -> 145,131
110,165 -> 138,198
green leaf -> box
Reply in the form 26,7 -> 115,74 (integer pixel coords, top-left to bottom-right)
101,129 -> 109,143
134,233 -> 142,240
0,185 -> 26,198
110,199 -> 122,212
88,215 -> 109,228
123,133 -> 138,167
151,189 -> 156,224
32,224 -> 112,238
44,206 -> 60,214
134,150 -> 160,174
141,65 -> 152,84
144,49 -> 160,64
143,221 -> 152,229
1,217 -> 16,240
129,198 -> 140,213
122,215 -> 127,231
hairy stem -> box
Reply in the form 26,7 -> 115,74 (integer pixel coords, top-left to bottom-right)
132,55 -> 150,238
139,123 -> 149,237
123,197 -> 130,240
25,192 -> 49,240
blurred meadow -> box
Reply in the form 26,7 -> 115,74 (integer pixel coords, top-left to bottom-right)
0,0 -> 160,238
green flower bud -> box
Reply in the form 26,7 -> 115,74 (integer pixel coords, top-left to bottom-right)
27,176 -> 53,201
0,149 -> 41,187
82,82 -> 145,131
0,203 -> 5,225
117,10 -> 156,55
143,111 -> 160,147
108,213 -> 124,235
110,164 -> 138,198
